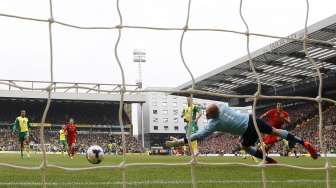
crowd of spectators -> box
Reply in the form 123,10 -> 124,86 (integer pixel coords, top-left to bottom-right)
75,134 -> 143,154
2,99 -> 336,155
0,99 -> 140,154
285,104 -> 336,154
0,127 -> 17,151
0,127 -> 143,153
199,134 -> 240,154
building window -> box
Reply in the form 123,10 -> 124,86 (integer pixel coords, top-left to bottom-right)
164,126 -> 169,130
162,110 -> 168,115
174,126 -> 179,131
153,110 -> 158,115
174,117 -> 178,123
154,126 -> 158,130
173,109 -> 179,115
163,118 -> 168,123
161,94 -> 167,101
162,102 -> 167,106
153,118 -> 158,123
172,102 -> 177,107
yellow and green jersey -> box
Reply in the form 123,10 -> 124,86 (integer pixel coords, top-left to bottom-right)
12,116 -> 31,133
182,104 -> 200,123
59,129 -> 66,141
182,104 -> 200,134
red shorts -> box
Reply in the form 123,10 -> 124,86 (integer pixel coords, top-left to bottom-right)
263,135 -> 279,145
67,137 -> 76,146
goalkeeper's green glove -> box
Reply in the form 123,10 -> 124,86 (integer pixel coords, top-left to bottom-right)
165,136 -> 187,148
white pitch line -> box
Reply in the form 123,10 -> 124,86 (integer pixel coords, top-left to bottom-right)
0,179 -> 335,186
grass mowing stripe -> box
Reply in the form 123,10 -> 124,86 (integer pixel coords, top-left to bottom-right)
0,154 -> 335,188
0,179 -> 335,186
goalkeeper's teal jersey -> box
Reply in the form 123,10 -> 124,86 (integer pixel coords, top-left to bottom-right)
190,104 -> 249,141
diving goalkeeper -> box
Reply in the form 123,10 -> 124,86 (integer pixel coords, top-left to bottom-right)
166,104 -> 318,163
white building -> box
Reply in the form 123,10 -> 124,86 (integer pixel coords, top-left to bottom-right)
137,87 -> 228,148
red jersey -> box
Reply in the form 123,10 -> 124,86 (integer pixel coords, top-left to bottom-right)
261,109 -> 288,129
64,123 -> 77,141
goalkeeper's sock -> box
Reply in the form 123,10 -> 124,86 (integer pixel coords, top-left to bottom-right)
276,129 -> 304,145
286,133 -> 304,145
247,147 -> 274,162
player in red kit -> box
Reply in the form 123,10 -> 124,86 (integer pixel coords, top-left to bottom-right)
64,118 -> 77,159
260,103 -> 291,152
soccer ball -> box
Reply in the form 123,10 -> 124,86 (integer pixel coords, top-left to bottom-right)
86,145 -> 104,164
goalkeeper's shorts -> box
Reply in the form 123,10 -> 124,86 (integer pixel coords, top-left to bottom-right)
241,115 -> 273,147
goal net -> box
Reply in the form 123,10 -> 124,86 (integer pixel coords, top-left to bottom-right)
0,0 -> 335,188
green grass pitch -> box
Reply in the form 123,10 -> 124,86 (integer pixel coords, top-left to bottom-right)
0,153 -> 335,188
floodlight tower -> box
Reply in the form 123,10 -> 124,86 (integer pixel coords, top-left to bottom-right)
133,49 -> 146,149
133,49 -> 146,89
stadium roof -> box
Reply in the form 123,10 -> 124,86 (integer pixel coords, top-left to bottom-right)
0,79 -> 146,103
175,14 -> 336,103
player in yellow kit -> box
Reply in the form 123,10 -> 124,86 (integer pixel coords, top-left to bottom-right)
182,97 -> 202,155
59,126 -> 67,156
12,110 -> 32,159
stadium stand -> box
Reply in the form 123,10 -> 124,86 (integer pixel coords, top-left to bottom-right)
0,98 -> 130,125
1,98 -> 335,155
0,99 -> 336,154
0,98 -> 143,153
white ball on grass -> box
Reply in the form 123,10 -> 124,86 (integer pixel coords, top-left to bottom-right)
86,145 -> 104,164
